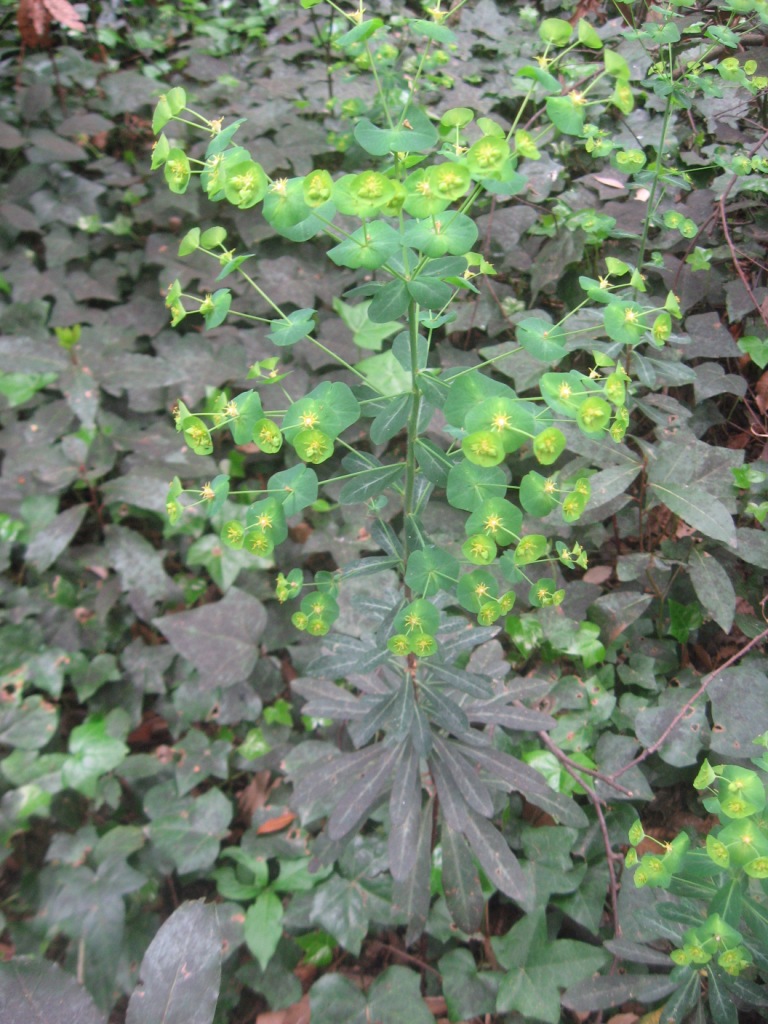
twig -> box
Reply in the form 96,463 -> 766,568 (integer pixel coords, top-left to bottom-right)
535,731 -> 623,938
717,128 -> 768,332
612,625 -> 768,780
534,727 -> 636,798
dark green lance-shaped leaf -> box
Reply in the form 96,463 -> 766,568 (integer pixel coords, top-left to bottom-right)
562,973 -> 680,1012
390,744 -> 419,828
388,766 -> 421,881
708,967 -> 738,1024
295,677 -> 364,721
441,821 -> 484,934
460,746 -> 587,827
153,587 -> 266,687
368,279 -> 410,323
370,394 -> 411,445
0,958 -> 103,1024
649,482 -> 736,546
430,755 -> 470,832
327,743 -> 401,840
267,308 -> 316,347
421,685 -> 470,738
416,438 -> 455,486
433,735 -> 494,817
658,967 -> 700,1024
427,660 -> 492,699
393,799 -> 433,941
290,746 -> 383,815
583,463 -> 642,513
354,107 -> 438,155
407,274 -> 453,311
688,548 -> 736,633
462,809 -> 532,909
126,901 -> 222,1024
244,891 -> 284,972
516,317 -> 567,362
464,696 -> 556,732
494,911 -> 609,1022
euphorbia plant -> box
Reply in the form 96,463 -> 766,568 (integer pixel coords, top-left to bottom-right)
149,1 -> 680,937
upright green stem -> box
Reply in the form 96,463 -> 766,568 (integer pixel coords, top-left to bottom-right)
635,83 -> 675,280
402,298 -> 423,576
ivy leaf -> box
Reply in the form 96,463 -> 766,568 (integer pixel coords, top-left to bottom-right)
61,712 -> 129,798
153,588 -> 267,687
126,901 -> 222,1024
332,297 -> 401,351
439,949 -> 500,1021
147,788 -> 232,875
0,958 -> 103,1024
493,911 -> 609,1023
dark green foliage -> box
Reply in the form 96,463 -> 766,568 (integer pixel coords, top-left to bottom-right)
1,0 -> 768,1021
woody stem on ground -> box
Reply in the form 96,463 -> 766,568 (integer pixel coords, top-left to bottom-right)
611,624 -> 768,780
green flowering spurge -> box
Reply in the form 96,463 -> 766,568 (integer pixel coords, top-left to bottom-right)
151,3 -> 647,920
150,0 -> 767,998
625,742 -> 768,1024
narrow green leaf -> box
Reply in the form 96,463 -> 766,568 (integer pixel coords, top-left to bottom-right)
441,821 -> 484,934
563,973 -> 680,1012
649,482 -> 736,546
462,810 -> 531,908
244,891 -> 284,972
688,548 -> 736,633
393,799 -> 433,944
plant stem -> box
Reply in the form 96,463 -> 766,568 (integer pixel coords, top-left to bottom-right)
402,298 -> 423,578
